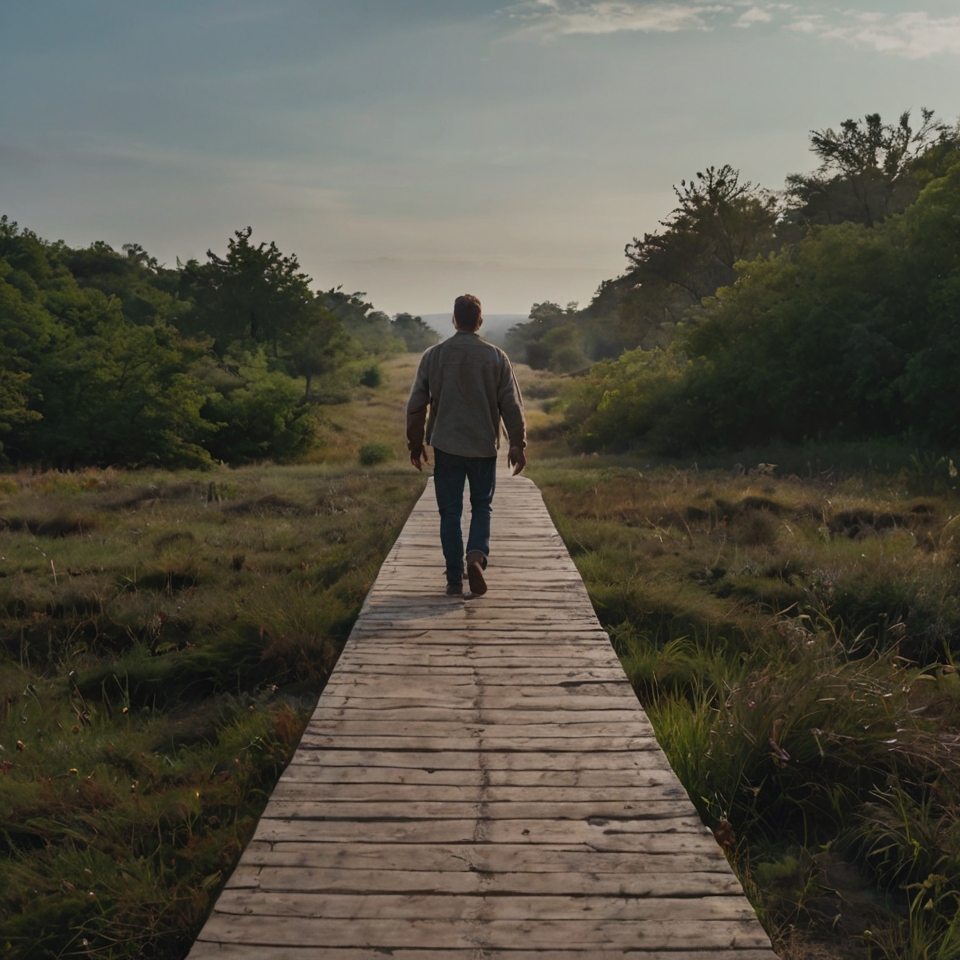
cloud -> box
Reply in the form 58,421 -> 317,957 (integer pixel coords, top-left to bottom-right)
504,1 -> 729,38
503,2 -> 960,57
790,11 -> 960,59
735,6 -> 773,28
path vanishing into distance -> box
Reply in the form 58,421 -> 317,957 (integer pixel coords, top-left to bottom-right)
189,471 -> 777,959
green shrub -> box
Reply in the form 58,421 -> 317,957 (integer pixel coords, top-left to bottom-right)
358,441 -> 393,466
202,355 -> 318,463
359,364 -> 382,387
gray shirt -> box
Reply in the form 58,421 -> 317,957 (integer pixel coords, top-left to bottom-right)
406,330 -> 526,459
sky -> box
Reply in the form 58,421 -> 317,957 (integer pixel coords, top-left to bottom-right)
2,1 -> 960,316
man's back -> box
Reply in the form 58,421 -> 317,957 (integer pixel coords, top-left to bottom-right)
407,330 -> 525,460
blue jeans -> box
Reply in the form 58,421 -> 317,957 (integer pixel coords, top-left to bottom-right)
433,448 -> 497,584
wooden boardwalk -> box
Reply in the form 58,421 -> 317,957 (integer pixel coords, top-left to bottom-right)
189,472 -> 777,959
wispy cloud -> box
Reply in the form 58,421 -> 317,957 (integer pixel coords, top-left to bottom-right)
735,6 -> 773,29
790,11 -> 960,59
503,1 -> 960,57
504,1 -> 731,38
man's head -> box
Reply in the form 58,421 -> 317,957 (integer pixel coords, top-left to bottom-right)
453,294 -> 482,332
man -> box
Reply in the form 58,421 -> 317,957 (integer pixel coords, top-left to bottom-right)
406,294 -> 526,597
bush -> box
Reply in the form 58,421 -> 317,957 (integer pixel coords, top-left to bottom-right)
202,354 -> 318,463
359,364 -> 382,387
358,441 -> 393,466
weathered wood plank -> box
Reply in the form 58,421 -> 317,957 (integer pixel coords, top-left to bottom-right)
260,800 -> 698,821
285,748 -> 671,770
296,736 -> 662,752
268,782 -> 692,804
191,946 -> 777,959
311,697 -> 646,729
278,764 -> 677,785
195,914 -> 773,950
226,864 -> 744,897
240,843 -> 730,873
249,816 -> 710,844
301,720 -> 657,738
312,694 -> 641,709
212,890 -> 758,922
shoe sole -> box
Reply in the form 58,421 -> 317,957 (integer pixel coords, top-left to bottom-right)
466,560 -> 487,597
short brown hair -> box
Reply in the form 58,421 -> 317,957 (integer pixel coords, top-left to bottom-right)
453,294 -> 482,331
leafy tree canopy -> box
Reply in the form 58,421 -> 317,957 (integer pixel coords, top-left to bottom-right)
0,220 -> 407,468
784,108 -> 960,228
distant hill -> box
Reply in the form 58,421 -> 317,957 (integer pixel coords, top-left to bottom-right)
420,313 -> 528,347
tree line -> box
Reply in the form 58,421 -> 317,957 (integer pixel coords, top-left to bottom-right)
507,109 -> 960,454
0,224 -> 437,468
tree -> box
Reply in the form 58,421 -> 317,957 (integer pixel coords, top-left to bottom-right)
182,228 -> 317,355
289,314 -> 356,402
24,305 -> 215,469
625,165 -> 779,300
392,313 -> 439,352
319,288 -> 404,356
582,166 -> 780,351
784,109 -> 960,228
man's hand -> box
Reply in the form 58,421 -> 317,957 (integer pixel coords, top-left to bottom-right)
508,445 -> 526,476
410,445 -> 429,472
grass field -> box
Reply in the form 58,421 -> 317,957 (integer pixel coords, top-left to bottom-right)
6,350 -> 960,959
529,454 -> 960,960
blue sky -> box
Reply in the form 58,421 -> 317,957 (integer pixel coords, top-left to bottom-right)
2,1 -> 959,314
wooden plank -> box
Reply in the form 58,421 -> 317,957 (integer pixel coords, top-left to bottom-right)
249,816 -> 710,844
226,864 -> 744,897
278,765 -> 677,785
312,694 -> 641,709
191,945 -> 777,959
285,748 -> 671,770
260,800 -> 698,820
296,736 -> 661,751
195,915 -> 772,950
301,719 -> 656,737
239,844 -> 730,874
306,709 -> 651,726
268,782 -> 691,804
212,890 -> 757,922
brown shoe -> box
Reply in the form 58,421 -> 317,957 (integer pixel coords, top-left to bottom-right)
465,551 -> 487,597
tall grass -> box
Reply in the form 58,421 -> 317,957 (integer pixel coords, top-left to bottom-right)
534,457 -> 960,960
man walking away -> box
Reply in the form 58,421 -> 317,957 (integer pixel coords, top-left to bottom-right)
406,294 -> 526,597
